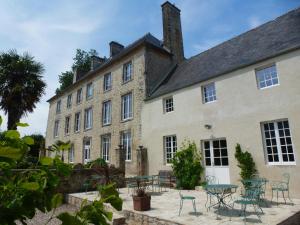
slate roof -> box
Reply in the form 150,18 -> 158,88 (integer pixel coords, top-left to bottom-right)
148,7 -> 300,99
47,33 -> 169,102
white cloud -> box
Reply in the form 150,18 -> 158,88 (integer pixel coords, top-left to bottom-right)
248,16 -> 262,29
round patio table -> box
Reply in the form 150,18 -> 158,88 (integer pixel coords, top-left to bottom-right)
205,184 -> 238,217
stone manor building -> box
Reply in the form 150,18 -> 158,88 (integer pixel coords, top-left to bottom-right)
46,2 -> 300,196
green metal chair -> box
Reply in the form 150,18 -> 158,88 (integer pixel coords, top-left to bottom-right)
231,188 -> 263,222
271,173 -> 292,204
205,175 -> 218,210
178,190 -> 197,216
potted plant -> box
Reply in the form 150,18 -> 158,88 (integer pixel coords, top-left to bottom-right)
132,180 -> 151,211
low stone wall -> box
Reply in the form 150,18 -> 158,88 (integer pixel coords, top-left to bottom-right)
57,165 -> 125,193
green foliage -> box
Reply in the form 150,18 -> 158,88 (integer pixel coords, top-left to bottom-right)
0,117 -> 122,224
0,49 -> 46,130
57,183 -> 122,225
85,157 -> 108,168
234,143 -> 257,180
56,49 -> 98,94
172,140 -> 204,189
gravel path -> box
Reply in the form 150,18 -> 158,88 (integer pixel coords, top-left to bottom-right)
15,204 -> 79,225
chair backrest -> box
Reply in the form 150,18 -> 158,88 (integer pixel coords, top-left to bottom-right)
206,175 -> 217,184
179,190 -> 183,199
282,173 -> 290,187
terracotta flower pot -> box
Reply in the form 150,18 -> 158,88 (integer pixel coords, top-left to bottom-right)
132,195 -> 151,211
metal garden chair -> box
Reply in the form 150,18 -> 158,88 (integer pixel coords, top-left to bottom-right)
205,175 -> 218,210
271,173 -> 292,204
178,190 -> 197,216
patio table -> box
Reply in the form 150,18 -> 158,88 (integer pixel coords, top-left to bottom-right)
205,184 -> 238,216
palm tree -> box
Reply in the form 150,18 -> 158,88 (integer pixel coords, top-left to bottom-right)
0,50 -> 46,130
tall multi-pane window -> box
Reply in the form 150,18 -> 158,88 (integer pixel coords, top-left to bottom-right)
54,120 -> 59,138
164,97 -> 174,113
203,139 -> 228,166
102,100 -> 112,125
262,120 -> 295,165
256,65 -> 279,89
164,135 -> 177,164
56,100 -> 61,114
121,92 -> 133,121
68,145 -> 74,163
203,83 -> 216,103
65,116 -> 70,135
121,130 -> 132,161
101,134 -> 111,162
76,88 -> 83,104
74,112 -> 81,132
67,94 -> 72,108
122,61 -> 132,83
84,108 -> 93,130
83,138 -> 91,164
86,82 -> 93,99
104,73 -> 112,91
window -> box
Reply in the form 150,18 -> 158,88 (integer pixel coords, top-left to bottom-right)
203,139 -> 228,166
203,83 -> 216,103
65,116 -> 71,135
76,88 -> 83,104
164,97 -> 174,113
262,120 -> 295,165
256,65 -> 279,89
101,134 -> 111,162
56,100 -> 61,114
54,120 -> 59,138
104,73 -> 112,91
67,94 -> 72,108
102,100 -> 112,125
121,130 -> 132,161
84,107 -> 93,130
164,135 -> 177,164
121,92 -> 133,121
122,61 -> 132,83
68,145 -> 74,163
86,82 -> 93,99
83,138 -> 91,164
74,112 -> 81,132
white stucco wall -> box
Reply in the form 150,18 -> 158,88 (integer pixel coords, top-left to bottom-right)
141,49 -> 300,197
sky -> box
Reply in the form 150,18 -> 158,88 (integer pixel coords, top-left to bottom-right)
0,0 -> 299,136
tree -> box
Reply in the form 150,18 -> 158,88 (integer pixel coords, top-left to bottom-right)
55,49 -> 98,94
0,50 -> 46,130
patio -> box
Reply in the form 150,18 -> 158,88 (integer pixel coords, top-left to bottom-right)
67,187 -> 300,225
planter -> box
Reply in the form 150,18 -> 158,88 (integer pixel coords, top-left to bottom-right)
132,195 -> 151,211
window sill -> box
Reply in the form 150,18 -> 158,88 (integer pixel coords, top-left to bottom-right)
103,88 -> 112,93
267,162 -> 296,166
84,127 -> 92,131
121,118 -> 133,123
203,100 -> 217,104
102,123 -> 111,127
74,130 -> 80,134
164,110 -> 174,114
122,79 -> 133,85
76,102 -> 82,105
86,97 -> 93,101
258,83 -> 280,90
125,160 -> 132,163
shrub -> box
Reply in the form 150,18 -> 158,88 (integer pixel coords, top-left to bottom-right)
172,141 -> 204,189
234,143 -> 257,180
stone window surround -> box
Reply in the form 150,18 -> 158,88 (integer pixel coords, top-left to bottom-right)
86,82 -> 94,100
56,100 -> 61,114
101,133 -> 111,162
102,100 -> 112,126
74,111 -> 81,133
67,94 -> 72,109
84,107 -> 93,131
103,72 -> 112,92
54,120 -> 60,138
122,60 -> 133,84
76,88 -> 83,105
121,129 -> 132,161
121,91 -> 133,122
64,115 -> 71,136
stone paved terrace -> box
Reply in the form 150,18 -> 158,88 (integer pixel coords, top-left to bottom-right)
67,188 -> 300,225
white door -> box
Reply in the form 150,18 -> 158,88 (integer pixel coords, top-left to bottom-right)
83,138 -> 91,164
203,139 -> 230,184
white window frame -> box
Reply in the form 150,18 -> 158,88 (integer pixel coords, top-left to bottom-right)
56,100 -> 61,114
84,107 -> 93,130
54,120 -> 59,138
83,138 -> 92,164
256,64 -> 279,89
122,61 -> 132,83
202,82 -> 217,103
65,116 -> 71,135
261,119 -> 296,165
102,100 -> 112,126
163,97 -> 174,113
86,82 -> 93,99
121,92 -> 133,121
67,94 -> 72,108
101,134 -> 111,162
76,88 -> 83,104
104,73 -> 112,92
68,144 -> 74,163
203,139 -> 229,167
121,130 -> 132,161
74,112 -> 81,133
164,135 -> 177,164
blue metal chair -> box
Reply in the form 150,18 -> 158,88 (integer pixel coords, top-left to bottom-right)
178,191 -> 197,216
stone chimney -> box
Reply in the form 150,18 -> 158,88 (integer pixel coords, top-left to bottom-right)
90,55 -> 105,71
161,1 -> 184,63
109,41 -> 124,57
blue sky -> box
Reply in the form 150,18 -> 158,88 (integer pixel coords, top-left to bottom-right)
0,0 -> 299,135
